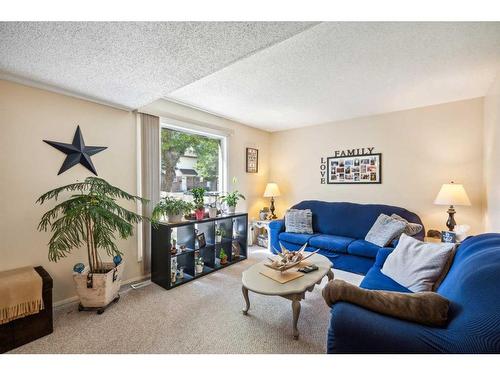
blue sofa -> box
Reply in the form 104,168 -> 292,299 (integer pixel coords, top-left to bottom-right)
269,200 -> 424,275
327,233 -> 500,353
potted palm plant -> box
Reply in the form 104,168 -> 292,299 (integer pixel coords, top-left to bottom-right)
191,187 -> 206,220
37,177 -> 148,314
152,196 -> 193,223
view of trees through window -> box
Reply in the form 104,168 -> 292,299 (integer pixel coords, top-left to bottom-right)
161,127 -> 221,198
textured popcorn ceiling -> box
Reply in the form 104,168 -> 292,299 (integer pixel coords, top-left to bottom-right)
0,22 -> 315,109
168,22 -> 500,131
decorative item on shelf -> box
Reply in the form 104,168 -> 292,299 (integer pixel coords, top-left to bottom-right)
178,266 -> 184,279
179,244 -> 187,253
441,231 -> 457,243
191,187 -> 206,220
219,249 -> 228,265
195,257 -> 204,274
232,241 -> 241,259
37,177 -> 148,313
208,194 -> 219,218
246,147 -> 259,173
196,232 -> 206,249
221,177 -> 246,214
171,239 -> 177,255
215,227 -> 225,243
434,182 -> 471,231
113,255 -> 122,266
259,207 -> 270,220
171,270 -> 177,284
43,125 -> 107,176
152,196 -> 193,224
266,243 -> 318,272
73,263 -> 85,274
263,182 -> 281,219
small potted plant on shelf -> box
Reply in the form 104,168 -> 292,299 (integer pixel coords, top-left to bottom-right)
219,248 -> 228,265
152,196 -> 193,223
221,178 -> 246,214
195,256 -> 204,274
191,187 -> 206,220
37,177 -> 148,314
215,227 -> 226,243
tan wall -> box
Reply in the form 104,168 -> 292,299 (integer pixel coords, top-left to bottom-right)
484,73 -> 500,232
0,79 -> 143,303
0,81 -> 271,304
139,99 -> 271,221
270,98 -> 485,235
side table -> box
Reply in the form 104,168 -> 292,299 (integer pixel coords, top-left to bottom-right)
250,219 -> 272,251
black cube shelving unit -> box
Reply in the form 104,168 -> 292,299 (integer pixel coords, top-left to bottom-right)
151,213 -> 248,290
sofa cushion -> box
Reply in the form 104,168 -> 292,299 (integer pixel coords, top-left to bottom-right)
309,234 -> 355,253
391,214 -> 423,236
360,265 -> 411,293
285,209 -> 313,234
381,234 -> 456,292
347,240 -> 384,259
365,214 -> 406,247
278,232 -> 317,246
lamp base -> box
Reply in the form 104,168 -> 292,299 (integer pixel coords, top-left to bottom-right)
446,205 -> 456,231
269,197 -> 277,220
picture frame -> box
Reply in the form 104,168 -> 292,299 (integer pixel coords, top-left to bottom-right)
246,147 -> 258,173
441,231 -> 457,243
196,232 -> 206,249
327,153 -> 382,184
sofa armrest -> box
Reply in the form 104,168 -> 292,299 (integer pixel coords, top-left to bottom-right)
328,302 -> 443,353
375,248 -> 393,267
269,219 -> 285,254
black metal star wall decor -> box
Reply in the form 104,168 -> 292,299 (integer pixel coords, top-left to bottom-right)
44,125 -> 107,175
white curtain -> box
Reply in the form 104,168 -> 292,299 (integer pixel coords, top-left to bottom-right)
139,113 -> 160,274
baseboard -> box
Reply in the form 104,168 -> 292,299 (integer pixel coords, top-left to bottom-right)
53,273 -> 151,309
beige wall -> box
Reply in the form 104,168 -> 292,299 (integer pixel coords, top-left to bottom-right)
0,81 -> 270,304
0,79 -> 143,303
484,73 -> 500,232
270,99 -> 485,235
139,99 -> 270,220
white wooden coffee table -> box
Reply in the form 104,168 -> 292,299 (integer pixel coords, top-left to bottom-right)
241,253 -> 333,339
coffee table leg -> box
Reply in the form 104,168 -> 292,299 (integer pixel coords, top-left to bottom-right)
242,286 -> 250,315
292,299 -> 301,340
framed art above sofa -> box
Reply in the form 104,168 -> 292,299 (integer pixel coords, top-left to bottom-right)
327,153 -> 382,184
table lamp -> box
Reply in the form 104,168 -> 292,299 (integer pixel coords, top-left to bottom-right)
434,182 -> 471,231
264,182 -> 281,219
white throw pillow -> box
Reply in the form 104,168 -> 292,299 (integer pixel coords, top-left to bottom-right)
381,234 -> 456,292
390,214 -> 423,236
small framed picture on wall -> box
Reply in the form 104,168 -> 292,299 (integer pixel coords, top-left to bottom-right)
246,147 -> 258,173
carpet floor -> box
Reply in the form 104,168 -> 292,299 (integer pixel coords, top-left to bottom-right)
10,246 -> 362,354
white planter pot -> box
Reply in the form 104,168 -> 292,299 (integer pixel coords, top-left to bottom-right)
166,213 -> 183,223
208,207 -> 218,218
195,264 -> 204,274
73,262 -> 124,308
227,206 -> 236,214
215,234 -> 222,243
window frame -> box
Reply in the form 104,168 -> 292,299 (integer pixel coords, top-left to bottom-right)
159,118 -> 228,196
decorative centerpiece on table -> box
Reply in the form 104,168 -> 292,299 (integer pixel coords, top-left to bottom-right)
266,244 -> 318,272
152,196 -> 193,223
37,177 -> 148,314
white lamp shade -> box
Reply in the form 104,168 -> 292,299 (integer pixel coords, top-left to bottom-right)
264,183 -> 281,198
434,183 -> 471,206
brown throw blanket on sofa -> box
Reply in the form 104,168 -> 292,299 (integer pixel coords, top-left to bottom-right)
322,279 -> 450,327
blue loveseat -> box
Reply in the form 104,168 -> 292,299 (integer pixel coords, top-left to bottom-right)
269,200 -> 424,275
327,233 -> 500,353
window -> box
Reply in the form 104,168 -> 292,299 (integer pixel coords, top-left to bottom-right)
160,124 -> 226,201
